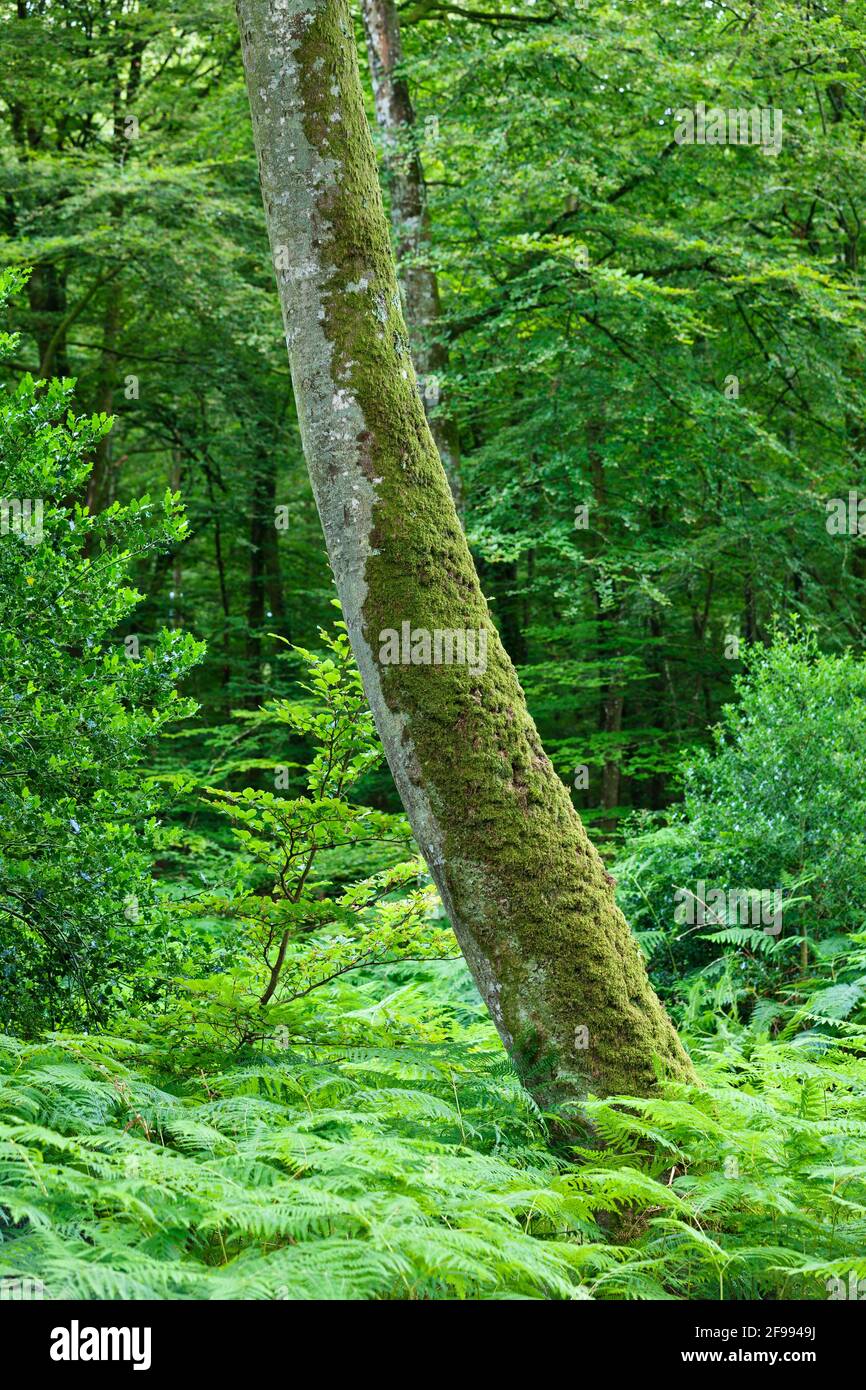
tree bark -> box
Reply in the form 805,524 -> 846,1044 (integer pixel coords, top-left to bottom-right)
586,416 -> 625,828
360,0 -> 462,510
246,448 -> 289,691
235,0 -> 694,1110
87,35 -> 143,513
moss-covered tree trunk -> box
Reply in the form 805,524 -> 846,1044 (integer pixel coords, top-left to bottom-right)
235,0 -> 694,1111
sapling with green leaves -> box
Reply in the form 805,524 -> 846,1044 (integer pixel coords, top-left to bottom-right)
182,623 -> 458,1047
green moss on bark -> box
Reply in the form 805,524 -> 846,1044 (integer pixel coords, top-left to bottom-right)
258,0 -> 695,1107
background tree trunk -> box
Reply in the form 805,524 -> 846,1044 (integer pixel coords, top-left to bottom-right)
235,0 -> 694,1112
360,0 -> 462,510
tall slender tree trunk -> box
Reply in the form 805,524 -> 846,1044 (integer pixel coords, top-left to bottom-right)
88,38 -> 144,512
587,416 -> 624,827
829,88 -> 866,626
246,449 -> 288,692
170,449 -> 184,629
87,281 -> 121,513
246,461 -> 269,678
360,0 -> 462,510
235,0 -> 694,1110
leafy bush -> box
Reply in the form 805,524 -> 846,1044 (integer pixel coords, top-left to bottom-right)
616,627 -> 866,1005
0,270 -> 204,1033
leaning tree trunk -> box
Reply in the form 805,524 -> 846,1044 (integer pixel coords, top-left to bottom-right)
235,0 -> 694,1111
360,0 -> 462,510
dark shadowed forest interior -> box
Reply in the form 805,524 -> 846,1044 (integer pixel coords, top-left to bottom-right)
2,0 -> 866,1314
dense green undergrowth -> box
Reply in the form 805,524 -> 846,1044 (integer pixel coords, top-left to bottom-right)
3,962 -> 866,1301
